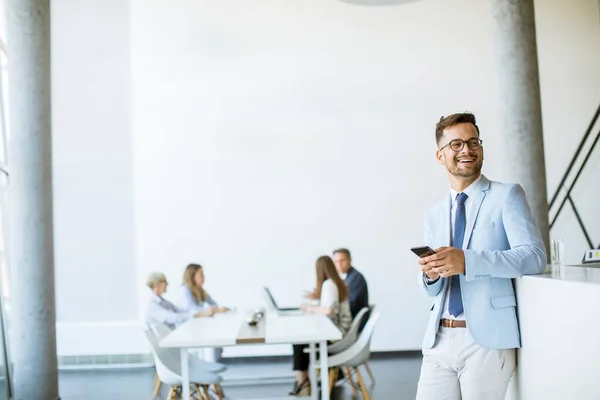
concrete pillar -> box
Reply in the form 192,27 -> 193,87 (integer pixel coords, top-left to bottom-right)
489,0 -> 550,260
5,0 -> 60,399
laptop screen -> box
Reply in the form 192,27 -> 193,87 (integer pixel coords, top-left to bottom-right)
263,287 -> 279,308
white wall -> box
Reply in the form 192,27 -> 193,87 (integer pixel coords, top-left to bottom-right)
130,0 -> 502,354
51,0 -> 137,353
51,0 -> 600,356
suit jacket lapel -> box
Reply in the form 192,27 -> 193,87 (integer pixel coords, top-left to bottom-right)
464,176 -> 490,249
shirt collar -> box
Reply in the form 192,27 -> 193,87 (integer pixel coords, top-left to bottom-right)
340,267 -> 353,280
450,174 -> 483,202
150,293 -> 164,304
150,292 -> 168,304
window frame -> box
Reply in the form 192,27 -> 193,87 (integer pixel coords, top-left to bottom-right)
0,39 -> 8,167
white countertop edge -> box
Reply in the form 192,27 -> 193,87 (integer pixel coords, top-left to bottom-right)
519,264 -> 600,286
265,335 -> 342,345
159,339 -> 237,348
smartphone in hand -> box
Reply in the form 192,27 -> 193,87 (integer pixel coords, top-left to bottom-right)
410,246 -> 436,258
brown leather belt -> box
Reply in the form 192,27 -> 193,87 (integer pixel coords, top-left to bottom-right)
440,319 -> 466,328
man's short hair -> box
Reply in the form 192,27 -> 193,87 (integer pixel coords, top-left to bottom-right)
435,112 -> 480,145
333,248 -> 351,259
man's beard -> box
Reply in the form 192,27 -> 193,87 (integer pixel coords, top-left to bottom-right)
447,157 -> 483,178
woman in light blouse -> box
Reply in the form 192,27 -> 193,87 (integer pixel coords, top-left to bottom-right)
176,263 -> 230,315
290,255 -> 352,396
176,263 -> 230,362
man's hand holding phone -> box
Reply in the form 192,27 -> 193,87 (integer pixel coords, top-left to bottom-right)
419,257 -> 440,280
419,246 -> 465,278
412,246 -> 439,281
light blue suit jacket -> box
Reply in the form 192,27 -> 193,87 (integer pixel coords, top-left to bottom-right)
421,175 -> 546,350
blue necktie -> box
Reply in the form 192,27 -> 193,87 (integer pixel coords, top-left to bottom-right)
449,192 -> 468,317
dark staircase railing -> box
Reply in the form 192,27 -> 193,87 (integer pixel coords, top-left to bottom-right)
549,103 -> 600,249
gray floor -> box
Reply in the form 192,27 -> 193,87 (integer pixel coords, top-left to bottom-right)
58,352 -> 422,400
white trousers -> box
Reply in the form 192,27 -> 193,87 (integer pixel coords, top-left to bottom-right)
416,327 -> 516,400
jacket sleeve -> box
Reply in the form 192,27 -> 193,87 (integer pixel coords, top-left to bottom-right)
419,209 -> 445,297
347,273 -> 368,316
464,184 -> 547,280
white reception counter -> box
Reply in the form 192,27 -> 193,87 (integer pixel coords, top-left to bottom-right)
507,264 -> 600,400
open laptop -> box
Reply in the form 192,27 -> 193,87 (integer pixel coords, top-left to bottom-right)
262,287 -> 303,316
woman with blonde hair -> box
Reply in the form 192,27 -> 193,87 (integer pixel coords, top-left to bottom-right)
176,263 -> 230,315
290,255 -> 352,396
176,263 -> 230,362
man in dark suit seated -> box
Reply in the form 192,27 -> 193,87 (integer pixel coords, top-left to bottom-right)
332,248 -> 369,325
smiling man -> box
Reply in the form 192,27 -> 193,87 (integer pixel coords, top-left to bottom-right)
416,112 -> 546,400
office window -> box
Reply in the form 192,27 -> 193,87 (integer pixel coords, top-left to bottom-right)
0,175 -> 9,399
0,0 -> 6,164
0,40 -> 7,167
0,2 -> 12,397
0,0 -> 8,307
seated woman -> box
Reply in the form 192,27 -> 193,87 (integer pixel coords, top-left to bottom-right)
290,255 -> 352,397
176,263 -> 230,315
176,263 -> 230,362
144,272 -> 212,329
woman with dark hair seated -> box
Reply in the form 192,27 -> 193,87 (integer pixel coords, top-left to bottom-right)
290,255 -> 352,397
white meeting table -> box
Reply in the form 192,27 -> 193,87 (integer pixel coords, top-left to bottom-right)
160,311 -> 342,400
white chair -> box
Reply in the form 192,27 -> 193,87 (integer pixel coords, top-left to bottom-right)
325,306 -> 375,390
327,307 -> 370,355
151,324 -> 227,372
303,306 -> 370,356
149,324 -> 227,398
143,330 -> 224,400
313,311 -> 381,400
362,304 -> 377,384
151,323 -> 227,373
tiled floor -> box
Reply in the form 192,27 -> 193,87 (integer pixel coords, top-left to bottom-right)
59,352 -> 422,399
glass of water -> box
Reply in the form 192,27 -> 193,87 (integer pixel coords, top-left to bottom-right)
551,238 -> 564,278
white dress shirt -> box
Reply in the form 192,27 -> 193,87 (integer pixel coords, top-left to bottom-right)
441,174 -> 483,321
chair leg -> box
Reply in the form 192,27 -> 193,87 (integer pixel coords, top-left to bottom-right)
328,368 -> 335,392
193,383 -> 203,400
178,385 -> 185,400
354,367 -> 370,400
364,362 -> 376,385
152,373 -> 161,400
344,367 -> 358,397
328,367 -> 338,396
214,384 -> 224,400
167,386 -> 177,400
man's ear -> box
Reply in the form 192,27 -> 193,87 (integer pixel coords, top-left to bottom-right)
436,149 -> 444,165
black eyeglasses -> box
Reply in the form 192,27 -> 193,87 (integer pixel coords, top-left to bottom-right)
439,137 -> 483,152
